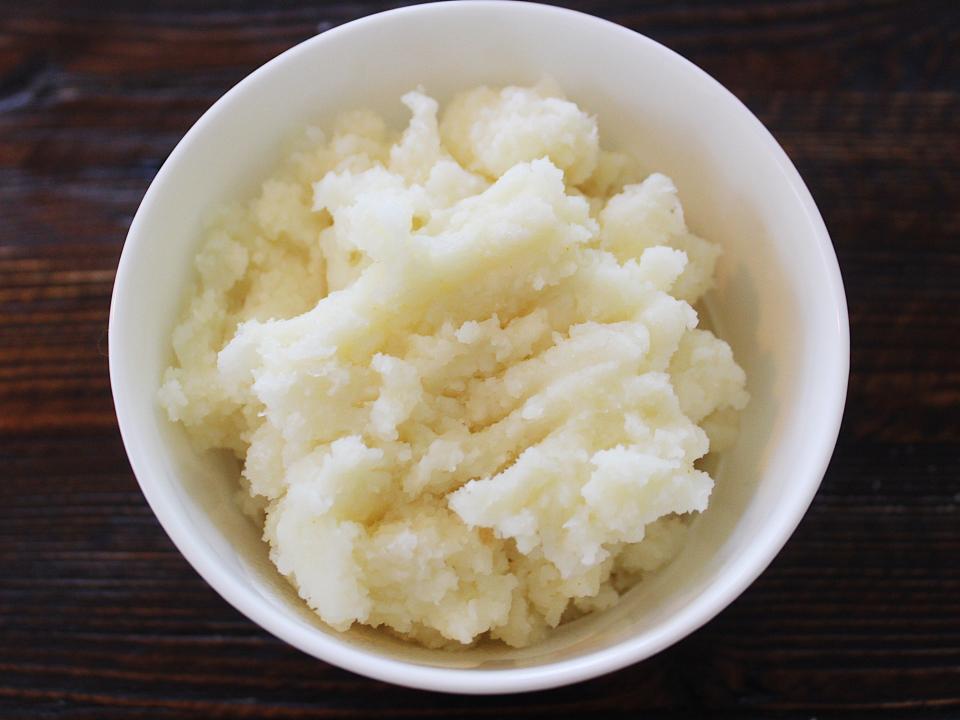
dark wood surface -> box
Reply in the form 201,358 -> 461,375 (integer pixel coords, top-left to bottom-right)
1,1 -> 958,717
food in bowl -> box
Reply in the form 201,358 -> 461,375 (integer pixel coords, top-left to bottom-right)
158,81 -> 748,648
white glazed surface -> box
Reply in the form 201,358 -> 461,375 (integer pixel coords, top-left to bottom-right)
109,1 -> 849,694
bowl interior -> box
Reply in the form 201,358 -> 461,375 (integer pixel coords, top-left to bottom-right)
110,1 -> 847,689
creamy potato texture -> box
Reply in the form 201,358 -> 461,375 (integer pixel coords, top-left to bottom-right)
159,82 -> 748,648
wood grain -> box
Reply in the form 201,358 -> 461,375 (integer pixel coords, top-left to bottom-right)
1,0 -> 958,717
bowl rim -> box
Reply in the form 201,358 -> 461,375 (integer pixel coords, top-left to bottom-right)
109,0 -> 850,694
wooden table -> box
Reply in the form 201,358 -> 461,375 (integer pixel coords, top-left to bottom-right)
2,1 -> 957,717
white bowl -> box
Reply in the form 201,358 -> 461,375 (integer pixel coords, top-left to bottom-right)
109,0 -> 848,694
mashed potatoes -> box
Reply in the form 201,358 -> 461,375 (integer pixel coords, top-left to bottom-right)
159,81 -> 748,648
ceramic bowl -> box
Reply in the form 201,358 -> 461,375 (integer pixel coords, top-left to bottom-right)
109,1 -> 849,694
